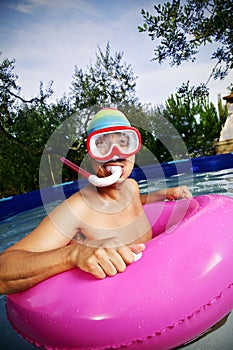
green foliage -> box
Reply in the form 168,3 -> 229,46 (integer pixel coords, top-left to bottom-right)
71,43 -> 138,109
0,56 -> 75,196
138,0 -> 233,80
160,82 -> 225,158
0,136 -> 41,196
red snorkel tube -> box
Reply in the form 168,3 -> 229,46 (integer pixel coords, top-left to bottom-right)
60,157 -> 91,179
60,157 -> 122,187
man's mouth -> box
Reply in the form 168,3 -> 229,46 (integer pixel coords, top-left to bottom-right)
104,158 -> 126,167
103,159 -> 125,175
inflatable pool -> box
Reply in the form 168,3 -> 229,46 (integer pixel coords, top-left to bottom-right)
6,195 -> 233,350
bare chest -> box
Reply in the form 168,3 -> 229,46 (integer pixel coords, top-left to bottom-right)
76,200 -> 150,244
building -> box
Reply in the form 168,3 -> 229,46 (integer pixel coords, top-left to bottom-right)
215,93 -> 233,154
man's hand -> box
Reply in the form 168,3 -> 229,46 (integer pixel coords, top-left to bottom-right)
166,186 -> 192,201
70,238 -> 145,279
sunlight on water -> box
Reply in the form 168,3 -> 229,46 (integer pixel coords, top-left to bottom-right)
139,168 -> 233,198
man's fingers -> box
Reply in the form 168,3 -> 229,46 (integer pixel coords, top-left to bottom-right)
130,243 -> 145,254
75,239 -> 146,279
95,248 -> 120,276
88,262 -> 107,279
87,246 -> 131,278
86,248 -> 125,278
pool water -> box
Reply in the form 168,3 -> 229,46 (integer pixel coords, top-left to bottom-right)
1,168 -> 233,349
139,168 -> 233,198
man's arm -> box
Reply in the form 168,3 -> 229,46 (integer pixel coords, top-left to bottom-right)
0,245 -> 75,294
0,196 -> 145,295
0,241 -> 144,295
140,186 -> 192,205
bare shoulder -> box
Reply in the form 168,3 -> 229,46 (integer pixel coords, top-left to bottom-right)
127,178 -> 140,195
5,190 -> 89,253
128,177 -> 139,188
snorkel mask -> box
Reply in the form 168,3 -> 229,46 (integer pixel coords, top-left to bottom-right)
87,108 -> 141,162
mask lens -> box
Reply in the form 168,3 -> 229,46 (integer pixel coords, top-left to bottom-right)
95,134 -> 112,156
95,132 -> 130,156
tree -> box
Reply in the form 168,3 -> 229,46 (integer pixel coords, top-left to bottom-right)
71,42 -> 138,109
160,82 -> 225,157
0,56 -> 74,196
138,0 -> 233,81
0,56 -> 55,154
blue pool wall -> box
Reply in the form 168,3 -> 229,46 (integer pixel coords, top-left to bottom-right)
1,153 -> 233,220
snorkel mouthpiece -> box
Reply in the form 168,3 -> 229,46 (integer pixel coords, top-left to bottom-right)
88,165 -> 122,187
60,158 -> 122,187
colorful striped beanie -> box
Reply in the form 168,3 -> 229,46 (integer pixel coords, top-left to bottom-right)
87,108 -> 131,135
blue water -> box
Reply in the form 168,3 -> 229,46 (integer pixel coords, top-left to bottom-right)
1,168 -> 233,349
139,168 -> 233,198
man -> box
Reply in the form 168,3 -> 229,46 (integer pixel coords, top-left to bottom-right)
0,108 -> 191,294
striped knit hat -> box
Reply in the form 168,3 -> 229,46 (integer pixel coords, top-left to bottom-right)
87,108 -> 131,135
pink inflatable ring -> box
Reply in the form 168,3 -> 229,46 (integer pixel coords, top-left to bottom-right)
6,195 -> 233,350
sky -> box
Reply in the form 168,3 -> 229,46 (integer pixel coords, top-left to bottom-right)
0,0 -> 232,108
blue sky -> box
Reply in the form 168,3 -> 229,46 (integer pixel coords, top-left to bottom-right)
0,0 -> 232,107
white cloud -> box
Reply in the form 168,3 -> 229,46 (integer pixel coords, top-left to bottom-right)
9,0 -> 48,13
9,0 -> 95,15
